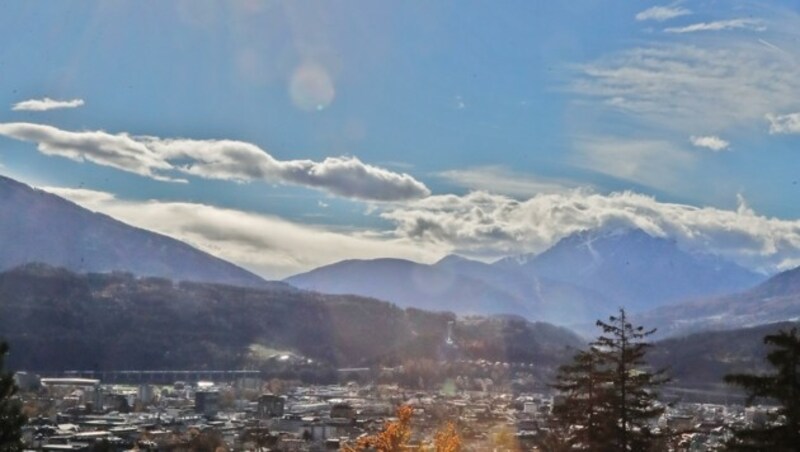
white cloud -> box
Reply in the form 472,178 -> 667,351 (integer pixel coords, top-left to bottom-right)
766,112 -> 800,134
574,42 -> 800,132
665,18 -> 766,34
381,190 -> 800,274
438,165 -> 579,197
690,135 -> 730,151
0,122 -> 430,201
0,123 -> 178,182
145,137 -> 429,201
635,5 -> 691,22
42,187 -> 443,279
11,97 -> 85,111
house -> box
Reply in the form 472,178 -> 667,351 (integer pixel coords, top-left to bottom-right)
257,393 -> 285,418
195,391 -> 219,417
330,403 -> 355,421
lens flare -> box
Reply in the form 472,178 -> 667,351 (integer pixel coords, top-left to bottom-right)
289,62 -> 335,112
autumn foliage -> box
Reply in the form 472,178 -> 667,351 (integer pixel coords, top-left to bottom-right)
342,405 -> 412,452
432,422 -> 462,452
342,405 -> 461,452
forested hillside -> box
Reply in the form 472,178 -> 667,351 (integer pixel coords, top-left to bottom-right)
0,264 -> 582,373
649,321 -> 800,389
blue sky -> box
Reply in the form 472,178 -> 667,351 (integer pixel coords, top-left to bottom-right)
1,1 -> 800,278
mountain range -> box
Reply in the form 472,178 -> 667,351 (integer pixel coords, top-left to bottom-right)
3,171 -> 800,389
1,173 -> 797,341
286,256 -> 613,325
288,228 -> 765,325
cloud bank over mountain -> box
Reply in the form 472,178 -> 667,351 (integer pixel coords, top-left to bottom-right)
45,186 -> 800,278
382,190 -> 800,274
43,186 -> 442,278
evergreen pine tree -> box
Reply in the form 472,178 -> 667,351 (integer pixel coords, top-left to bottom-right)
593,308 -> 667,451
549,309 -> 666,452
724,327 -> 800,451
549,349 -> 613,451
0,341 -> 26,452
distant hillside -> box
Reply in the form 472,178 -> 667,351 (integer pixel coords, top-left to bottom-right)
638,265 -> 800,337
3,264 -> 791,390
649,321 -> 800,390
496,228 -> 764,312
0,264 -> 583,372
0,175 -> 267,287
286,257 -> 615,325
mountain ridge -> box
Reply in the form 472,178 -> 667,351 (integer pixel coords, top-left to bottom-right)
495,227 -> 764,312
287,228 -> 766,325
0,174 -> 268,287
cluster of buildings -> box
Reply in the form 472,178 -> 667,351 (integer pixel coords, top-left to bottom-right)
14,370 -> 551,451
12,370 -> 781,451
656,402 -> 783,450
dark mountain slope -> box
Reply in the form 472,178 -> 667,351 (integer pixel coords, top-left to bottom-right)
0,175 -> 266,287
0,264 -> 583,372
649,321 -> 800,390
639,264 -> 800,337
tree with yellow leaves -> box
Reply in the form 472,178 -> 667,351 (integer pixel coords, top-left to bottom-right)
343,406 -> 462,452
432,422 -> 461,452
342,405 -> 413,452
